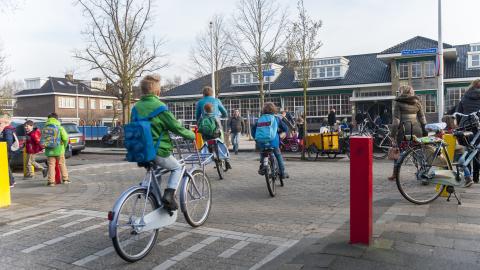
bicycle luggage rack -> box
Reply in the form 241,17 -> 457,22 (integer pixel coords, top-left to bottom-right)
170,134 -> 213,170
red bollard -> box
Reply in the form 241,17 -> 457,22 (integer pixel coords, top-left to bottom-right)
55,159 -> 61,184
349,136 -> 373,245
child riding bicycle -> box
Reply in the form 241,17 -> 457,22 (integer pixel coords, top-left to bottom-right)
131,75 -> 195,211
252,102 -> 289,179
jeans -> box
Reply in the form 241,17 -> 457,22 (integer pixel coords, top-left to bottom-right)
7,158 -> 14,186
231,132 -> 241,153
26,153 -> 44,176
155,155 -> 182,189
259,147 -> 286,176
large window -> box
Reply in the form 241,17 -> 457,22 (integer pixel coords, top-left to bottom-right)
284,94 -> 351,118
59,97 -> 75,108
399,63 -> 409,79
100,99 -> 113,110
90,99 -> 96,109
418,94 -> 436,113
445,87 -> 468,111
424,61 -> 435,77
411,62 -> 422,78
79,98 -> 85,109
472,54 -> 480,68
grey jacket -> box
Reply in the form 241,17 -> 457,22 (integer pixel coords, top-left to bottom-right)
392,95 -> 427,144
228,116 -> 245,133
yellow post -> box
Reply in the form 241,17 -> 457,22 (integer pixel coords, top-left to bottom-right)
0,142 -> 11,208
436,134 -> 456,197
23,147 -> 34,177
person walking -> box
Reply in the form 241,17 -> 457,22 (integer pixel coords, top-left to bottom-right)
389,85 -> 428,181
0,112 -> 17,187
456,79 -> 480,186
327,108 -> 336,130
42,112 -> 70,186
24,120 -> 47,178
227,110 -> 245,154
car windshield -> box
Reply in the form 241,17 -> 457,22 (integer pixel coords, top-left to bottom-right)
62,124 -> 80,134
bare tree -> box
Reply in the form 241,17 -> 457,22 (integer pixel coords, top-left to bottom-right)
231,0 -> 289,108
0,48 -> 7,81
74,0 -> 166,124
0,0 -> 22,13
288,0 -> 322,159
190,14 -> 234,96
162,75 -> 182,92
0,79 -> 23,98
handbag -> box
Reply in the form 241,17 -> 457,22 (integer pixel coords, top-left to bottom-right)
388,143 -> 400,160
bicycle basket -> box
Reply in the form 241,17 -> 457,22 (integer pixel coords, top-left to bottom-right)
170,133 -> 213,166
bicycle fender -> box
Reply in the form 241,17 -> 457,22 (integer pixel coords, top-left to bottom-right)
109,185 -> 147,239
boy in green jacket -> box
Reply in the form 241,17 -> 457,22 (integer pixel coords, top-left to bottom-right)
132,75 -> 195,211
43,112 -> 70,186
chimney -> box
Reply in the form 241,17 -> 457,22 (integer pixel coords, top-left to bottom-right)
65,74 -> 74,81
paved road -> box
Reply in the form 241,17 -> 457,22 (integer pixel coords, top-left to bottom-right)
1,152 -> 479,269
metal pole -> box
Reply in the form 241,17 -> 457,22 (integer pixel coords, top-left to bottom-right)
437,0 -> 444,121
76,84 -> 79,124
210,21 -> 215,98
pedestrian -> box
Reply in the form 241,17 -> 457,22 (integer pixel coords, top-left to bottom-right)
455,79 -> 480,186
42,112 -> 70,186
131,75 -> 196,211
327,108 -> 336,129
296,115 -> 305,140
389,85 -> 428,181
0,112 -> 17,187
24,120 -> 47,178
227,109 -> 245,154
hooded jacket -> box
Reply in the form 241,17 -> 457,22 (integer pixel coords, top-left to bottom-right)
26,127 -> 43,154
392,95 -> 427,144
0,125 -> 16,155
457,87 -> 480,115
43,117 -> 69,157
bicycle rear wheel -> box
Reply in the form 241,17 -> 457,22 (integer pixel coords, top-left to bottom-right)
373,134 -> 392,160
182,170 -> 212,227
265,156 -> 276,197
112,189 -> 159,262
395,144 -> 445,204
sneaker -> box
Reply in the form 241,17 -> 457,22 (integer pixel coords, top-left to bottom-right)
161,188 -> 178,211
258,165 -> 266,176
63,180 -> 71,184
9,183 -> 15,188
464,176 -> 474,188
47,182 -> 56,187
42,168 -> 48,178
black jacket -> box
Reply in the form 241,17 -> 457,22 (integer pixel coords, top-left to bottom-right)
457,88 -> 480,115
327,111 -> 336,126
227,116 -> 245,133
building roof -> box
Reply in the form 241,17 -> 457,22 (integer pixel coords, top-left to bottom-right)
380,36 -> 453,54
164,36 -> 480,99
15,77 -> 115,98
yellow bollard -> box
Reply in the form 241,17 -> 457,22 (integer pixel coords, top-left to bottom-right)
23,147 -> 34,177
0,142 -> 11,208
436,134 -> 456,197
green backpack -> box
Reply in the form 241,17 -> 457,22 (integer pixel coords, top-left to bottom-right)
198,116 -> 219,139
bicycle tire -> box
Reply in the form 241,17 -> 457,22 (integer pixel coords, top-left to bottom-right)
215,158 -> 224,179
395,144 -> 445,204
265,156 -> 276,197
181,170 -> 212,227
372,134 -> 392,160
112,189 -> 159,262
327,153 -> 337,159
307,145 -> 318,161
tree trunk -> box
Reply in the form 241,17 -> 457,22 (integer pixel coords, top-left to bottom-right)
301,84 -> 308,160
259,77 -> 265,111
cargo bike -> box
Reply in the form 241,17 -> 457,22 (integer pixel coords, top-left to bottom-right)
304,130 -> 351,160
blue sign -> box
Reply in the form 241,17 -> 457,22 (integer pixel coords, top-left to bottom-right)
401,48 -> 437,56
262,69 -> 275,77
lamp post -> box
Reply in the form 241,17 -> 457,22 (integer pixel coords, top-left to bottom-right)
437,0 -> 444,121
210,21 -> 215,97
76,83 -> 79,124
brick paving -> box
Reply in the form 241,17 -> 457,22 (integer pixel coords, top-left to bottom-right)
0,152 -> 479,269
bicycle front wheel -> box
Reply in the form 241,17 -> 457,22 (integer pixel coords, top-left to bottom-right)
182,170 -> 212,227
112,189 -> 159,262
395,144 -> 445,204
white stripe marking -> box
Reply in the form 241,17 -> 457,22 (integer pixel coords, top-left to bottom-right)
249,240 -> 299,270
158,232 -> 191,246
60,216 -> 95,228
21,222 -> 108,254
1,214 -> 75,237
152,237 -> 219,270
218,241 -> 249,258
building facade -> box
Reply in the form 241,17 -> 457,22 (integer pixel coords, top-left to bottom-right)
163,36 -> 480,130
15,76 -> 120,126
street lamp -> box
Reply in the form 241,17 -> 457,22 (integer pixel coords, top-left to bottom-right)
437,0 -> 444,121
210,21 -> 215,97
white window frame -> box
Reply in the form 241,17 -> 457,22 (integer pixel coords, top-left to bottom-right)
423,61 -> 435,77
411,62 -> 422,78
78,98 -> 85,109
471,54 -> 480,68
90,99 -> 96,109
399,63 -> 409,79
58,97 -> 75,109
100,99 -> 113,110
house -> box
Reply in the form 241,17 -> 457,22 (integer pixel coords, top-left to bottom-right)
163,36 -> 480,129
14,75 -> 120,126
0,97 -> 15,116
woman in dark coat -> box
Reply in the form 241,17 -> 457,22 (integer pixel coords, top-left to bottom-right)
388,85 -> 427,180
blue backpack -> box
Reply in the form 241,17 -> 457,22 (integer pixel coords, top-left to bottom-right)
255,114 -> 278,144
124,105 -> 168,163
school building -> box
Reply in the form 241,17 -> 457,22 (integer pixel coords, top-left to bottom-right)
163,36 -> 480,129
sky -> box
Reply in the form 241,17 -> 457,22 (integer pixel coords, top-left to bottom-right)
0,0 -> 479,86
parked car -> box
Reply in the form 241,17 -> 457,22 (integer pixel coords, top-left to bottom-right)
9,120 -> 73,168
62,123 -> 86,155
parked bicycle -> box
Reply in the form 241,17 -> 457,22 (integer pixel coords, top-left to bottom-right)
357,118 -> 394,159
108,136 -> 213,262
260,147 -> 284,197
394,111 -> 480,205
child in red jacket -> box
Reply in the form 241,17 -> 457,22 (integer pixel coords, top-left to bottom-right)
24,120 -> 47,178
